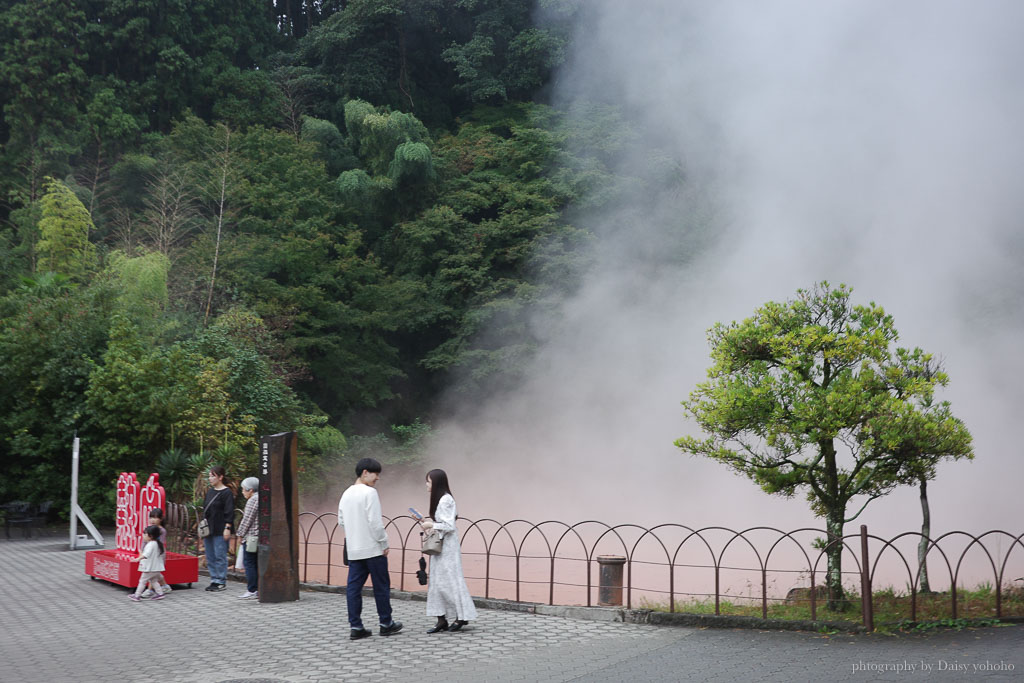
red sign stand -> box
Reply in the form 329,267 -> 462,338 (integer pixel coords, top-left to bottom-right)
85,472 -> 199,588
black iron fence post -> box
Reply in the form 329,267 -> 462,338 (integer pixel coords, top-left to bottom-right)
860,525 -> 874,632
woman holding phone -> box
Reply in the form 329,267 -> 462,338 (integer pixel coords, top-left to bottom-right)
419,469 -> 477,633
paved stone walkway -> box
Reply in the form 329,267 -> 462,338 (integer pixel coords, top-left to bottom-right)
1,537 -> 1020,682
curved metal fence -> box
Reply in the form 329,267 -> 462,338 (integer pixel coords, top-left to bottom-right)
165,501 -> 201,556
167,504 -> 1024,630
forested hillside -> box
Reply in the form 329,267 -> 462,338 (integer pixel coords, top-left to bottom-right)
0,0 -> 646,517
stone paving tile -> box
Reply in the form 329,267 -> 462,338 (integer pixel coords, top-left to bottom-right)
2,537 -> 1022,682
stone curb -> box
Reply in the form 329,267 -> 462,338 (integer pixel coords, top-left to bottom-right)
204,569 -> 1024,634
204,568 -> 866,633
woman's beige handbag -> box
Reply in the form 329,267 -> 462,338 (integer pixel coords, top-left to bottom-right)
421,529 -> 443,555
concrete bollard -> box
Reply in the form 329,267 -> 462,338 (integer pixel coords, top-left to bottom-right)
597,555 -> 626,606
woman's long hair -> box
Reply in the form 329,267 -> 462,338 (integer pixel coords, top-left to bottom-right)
210,465 -> 238,496
427,469 -> 454,519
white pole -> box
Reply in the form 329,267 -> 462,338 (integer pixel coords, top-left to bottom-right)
69,436 -> 103,549
70,437 -> 80,549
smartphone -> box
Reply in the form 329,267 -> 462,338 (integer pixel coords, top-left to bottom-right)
408,507 -> 423,520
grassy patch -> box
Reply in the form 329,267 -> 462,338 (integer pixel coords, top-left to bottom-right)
638,583 -> 1024,634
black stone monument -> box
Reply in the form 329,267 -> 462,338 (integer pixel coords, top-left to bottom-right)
258,431 -> 300,602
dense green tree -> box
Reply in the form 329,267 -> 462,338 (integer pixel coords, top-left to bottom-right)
675,283 -> 974,609
187,308 -> 304,432
0,0 -> 89,204
271,63 -> 334,135
107,250 -> 170,324
336,100 -> 436,233
85,308 -> 303,478
298,0 -> 458,123
0,276 -> 117,518
78,0 -> 282,130
0,0 -> 637,512
293,0 -> 574,127
73,87 -> 143,228
36,178 -> 98,280
387,104 -> 609,398
273,0 -> 347,40
159,116 -> 420,420
442,0 -> 569,102
301,116 -> 359,177
84,318 -> 199,467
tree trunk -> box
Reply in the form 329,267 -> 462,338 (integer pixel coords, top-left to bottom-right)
204,127 -> 230,327
820,437 -> 848,611
917,478 -> 931,593
825,512 -> 848,611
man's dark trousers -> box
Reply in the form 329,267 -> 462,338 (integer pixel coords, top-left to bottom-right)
346,554 -> 392,629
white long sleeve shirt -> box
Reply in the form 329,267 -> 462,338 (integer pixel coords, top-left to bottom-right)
337,482 -> 389,560
138,540 -> 165,572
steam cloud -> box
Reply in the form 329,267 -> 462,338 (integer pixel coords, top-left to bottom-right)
405,1 -> 1024,537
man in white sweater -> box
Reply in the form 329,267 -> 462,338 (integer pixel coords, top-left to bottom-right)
338,457 -> 403,639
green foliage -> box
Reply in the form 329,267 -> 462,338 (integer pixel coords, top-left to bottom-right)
210,442 -> 252,481
641,586 -> 1020,634
676,282 -> 974,607
84,318 -> 200,465
77,0 -> 281,130
36,178 -> 98,280
394,103 -> 608,396
0,1 -> 628,525
896,618 -> 1000,633
389,141 -> 434,185
444,35 -> 507,101
188,308 -> 303,433
187,451 -> 215,503
347,418 -> 433,467
6,200 -> 43,282
442,0 -> 570,102
106,251 -> 170,322
301,116 -> 358,176
0,0 -> 89,200
299,423 -> 348,459
344,100 -> 431,177
0,276 -> 117,520
156,447 -> 192,501
677,282 -> 973,507
296,418 -> 348,497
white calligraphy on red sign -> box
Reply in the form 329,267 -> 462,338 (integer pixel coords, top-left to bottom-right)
115,473 -> 140,552
92,557 -> 122,582
114,472 -> 166,553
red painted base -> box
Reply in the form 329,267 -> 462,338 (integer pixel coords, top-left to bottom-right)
85,549 -> 199,588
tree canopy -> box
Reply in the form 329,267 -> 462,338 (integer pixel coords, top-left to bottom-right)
675,282 -> 973,608
0,0 -> 612,519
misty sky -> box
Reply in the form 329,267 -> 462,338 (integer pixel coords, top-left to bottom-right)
411,0 -> 1024,540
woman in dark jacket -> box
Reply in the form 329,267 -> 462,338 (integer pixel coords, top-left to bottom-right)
201,465 -> 235,592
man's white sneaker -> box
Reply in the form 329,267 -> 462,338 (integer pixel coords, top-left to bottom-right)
159,585 -> 172,594
140,589 -> 154,598
238,591 -> 258,599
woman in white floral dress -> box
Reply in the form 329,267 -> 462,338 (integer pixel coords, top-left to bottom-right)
420,469 -> 478,633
